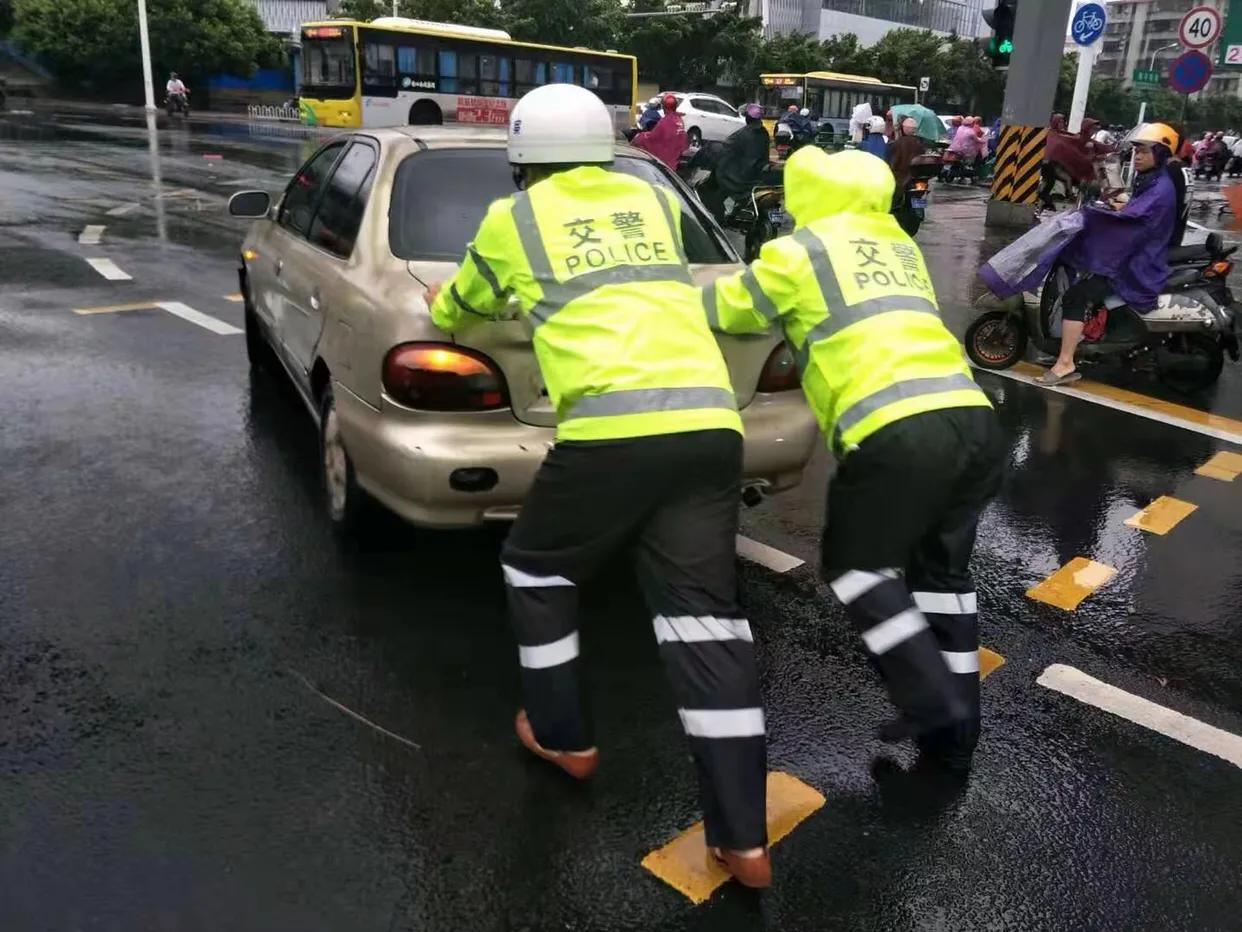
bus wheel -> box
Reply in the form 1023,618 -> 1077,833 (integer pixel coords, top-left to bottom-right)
409,100 -> 443,125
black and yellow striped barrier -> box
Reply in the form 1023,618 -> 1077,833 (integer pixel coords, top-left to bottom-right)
989,124 -> 1049,206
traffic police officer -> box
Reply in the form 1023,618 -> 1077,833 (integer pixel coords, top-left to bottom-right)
702,146 -> 1004,773
425,84 -> 771,886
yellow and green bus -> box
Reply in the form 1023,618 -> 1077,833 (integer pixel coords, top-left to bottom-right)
758,71 -> 917,128
298,17 -> 638,131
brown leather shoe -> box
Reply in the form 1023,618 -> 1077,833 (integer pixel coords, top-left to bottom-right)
514,709 -> 599,780
710,846 -> 772,889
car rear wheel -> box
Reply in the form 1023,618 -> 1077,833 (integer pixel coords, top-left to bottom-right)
320,386 -> 371,536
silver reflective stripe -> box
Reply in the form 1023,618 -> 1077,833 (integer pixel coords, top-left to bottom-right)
678,707 -> 766,738
467,245 -> 504,299
741,268 -> 780,321
913,591 -> 978,615
566,386 -> 737,420
829,569 -> 899,605
835,373 -> 981,440
653,615 -> 753,644
511,187 -> 691,328
653,187 -> 689,265
519,632 -> 579,670
502,564 -> 575,588
703,280 -> 720,331
791,226 -> 940,371
451,283 -> 488,318
942,649 -> 980,674
861,608 -> 928,655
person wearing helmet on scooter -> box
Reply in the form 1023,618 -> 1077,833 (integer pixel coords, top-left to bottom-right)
701,102 -> 772,223
1038,122 -> 1180,385
632,92 -> 688,170
424,84 -> 772,889
859,116 -> 888,159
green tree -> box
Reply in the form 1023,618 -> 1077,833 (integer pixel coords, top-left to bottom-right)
866,28 -> 945,89
0,0 -> 13,36
503,0 -> 623,48
12,0 -> 281,86
621,8 -> 761,92
754,31 -> 828,76
819,32 -> 872,75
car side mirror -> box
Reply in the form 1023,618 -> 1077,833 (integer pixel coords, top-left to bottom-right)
229,190 -> 271,218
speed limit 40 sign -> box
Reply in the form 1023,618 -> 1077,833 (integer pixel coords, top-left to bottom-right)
1180,6 -> 1222,50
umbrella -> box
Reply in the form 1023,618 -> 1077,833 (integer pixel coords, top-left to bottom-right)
891,104 -> 947,142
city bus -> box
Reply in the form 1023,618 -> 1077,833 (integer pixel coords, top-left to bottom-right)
758,71 -> 917,132
298,17 -> 637,131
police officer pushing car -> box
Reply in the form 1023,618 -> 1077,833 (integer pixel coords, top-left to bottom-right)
424,84 -> 772,887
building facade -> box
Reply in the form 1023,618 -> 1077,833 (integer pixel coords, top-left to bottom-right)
251,1 -> 329,38
1097,0 -> 1241,98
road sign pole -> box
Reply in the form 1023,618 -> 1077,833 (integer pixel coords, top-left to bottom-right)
1068,43 -> 1098,134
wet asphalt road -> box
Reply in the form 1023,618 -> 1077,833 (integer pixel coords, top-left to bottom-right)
2,108 -> 1240,931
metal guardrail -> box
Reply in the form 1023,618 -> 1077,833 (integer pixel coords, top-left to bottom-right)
247,104 -> 301,122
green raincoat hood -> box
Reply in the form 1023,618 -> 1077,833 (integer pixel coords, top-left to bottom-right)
784,147 -> 897,227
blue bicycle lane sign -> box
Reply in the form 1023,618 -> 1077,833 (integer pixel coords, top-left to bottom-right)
1071,3 -> 1107,47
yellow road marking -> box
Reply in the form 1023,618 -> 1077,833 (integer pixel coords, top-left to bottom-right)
73,301 -> 160,315
641,771 -> 824,903
1026,558 -> 1117,611
223,293 -> 243,302
1124,496 -> 1198,535
1012,361 -> 1242,442
979,647 -> 1005,679
1196,450 -> 1242,481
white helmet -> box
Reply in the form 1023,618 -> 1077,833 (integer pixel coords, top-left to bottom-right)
868,116 -> 886,133
799,108 -> 810,117
508,84 -> 614,165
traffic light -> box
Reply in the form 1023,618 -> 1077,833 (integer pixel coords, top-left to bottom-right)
983,0 -> 1017,68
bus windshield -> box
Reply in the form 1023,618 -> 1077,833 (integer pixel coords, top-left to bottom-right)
302,32 -> 356,98
759,82 -> 803,119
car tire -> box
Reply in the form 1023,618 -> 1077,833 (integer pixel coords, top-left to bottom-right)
319,386 -> 371,536
687,126 -> 702,147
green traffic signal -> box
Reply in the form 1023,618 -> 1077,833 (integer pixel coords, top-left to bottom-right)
999,38 -> 1013,53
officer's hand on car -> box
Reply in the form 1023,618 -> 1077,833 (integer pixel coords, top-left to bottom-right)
423,282 -> 442,306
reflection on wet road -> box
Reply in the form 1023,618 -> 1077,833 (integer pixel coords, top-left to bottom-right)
1,108 -> 1240,931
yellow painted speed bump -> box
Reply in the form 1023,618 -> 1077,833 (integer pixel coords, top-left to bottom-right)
641,771 -> 824,903
979,647 -> 1005,679
1196,451 -> 1242,481
1124,496 -> 1198,535
1026,558 -> 1117,611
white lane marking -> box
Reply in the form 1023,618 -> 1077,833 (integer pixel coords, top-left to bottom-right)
155,301 -> 242,335
86,258 -> 132,281
106,203 -> 140,217
975,364 -> 1242,445
1038,664 -> 1242,770
736,534 -> 805,573
78,224 -> 105,245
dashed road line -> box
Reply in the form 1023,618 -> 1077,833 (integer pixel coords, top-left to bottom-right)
85,258 -> 132,281
736,534 -> 805,573
1026,557 -> 1116,610
78,224 -> 105,245
979,361 -> 1242,445
106,202 -> 140,217
1123,496 -> 1198,536
1196,450 -> 1242,481
1038,664 -> 1242,769
641,771 -> 824,903
155,301 -> 242,335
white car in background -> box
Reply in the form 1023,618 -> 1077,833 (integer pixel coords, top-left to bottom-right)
662,91 -> 745,145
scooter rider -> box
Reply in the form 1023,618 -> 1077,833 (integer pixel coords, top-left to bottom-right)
700,103 -> 771,224
424,84 -> 772,888
166,72 -> 189,105
1038,123 -> 1179,386
701,147 -> 1003,775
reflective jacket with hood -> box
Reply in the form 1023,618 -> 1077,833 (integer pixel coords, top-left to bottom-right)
702,147 -> 989,453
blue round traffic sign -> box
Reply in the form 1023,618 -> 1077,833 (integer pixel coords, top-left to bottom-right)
1071,2 -> 1107,46
1169,50 -> 1213,95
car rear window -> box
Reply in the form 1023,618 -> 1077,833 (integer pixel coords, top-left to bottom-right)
388,148 -> 733,264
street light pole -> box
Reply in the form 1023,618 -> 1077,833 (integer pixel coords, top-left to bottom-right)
1150,42 -> 1179,71
137,0 -> 156,111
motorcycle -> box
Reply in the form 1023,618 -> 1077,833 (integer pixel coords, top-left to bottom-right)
894,155 -> 942,237
166,91 -> 190,118
966,233 -> 1240,392
773,122 -> 813,161
939,150 -> 977,184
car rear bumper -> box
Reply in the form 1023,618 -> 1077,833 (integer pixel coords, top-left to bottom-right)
335,383 -> 819,529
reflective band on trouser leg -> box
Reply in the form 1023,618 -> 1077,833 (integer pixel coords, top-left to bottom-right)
565,386 -> 737,420
913,590 -> 982,729
835,572 -> 969,730
504,561 -> 590,750
833,373 -> 982,448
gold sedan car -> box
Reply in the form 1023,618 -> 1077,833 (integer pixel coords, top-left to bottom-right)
229,127 -> 818,532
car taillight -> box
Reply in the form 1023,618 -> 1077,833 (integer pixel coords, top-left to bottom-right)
757,343 -> 799,392
381,342 -> 509,411
1206,260 -> 1233,278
